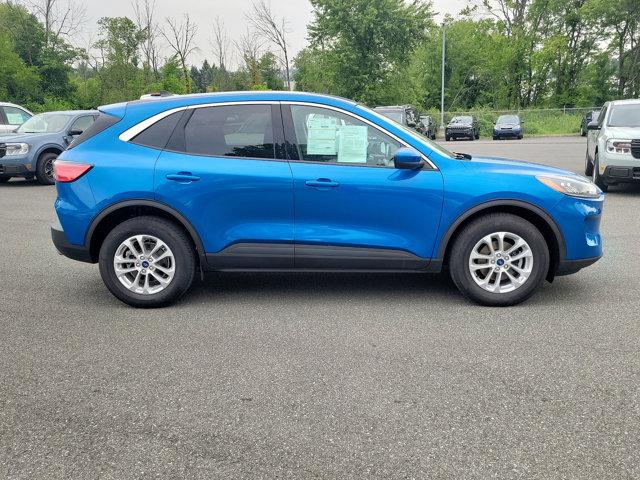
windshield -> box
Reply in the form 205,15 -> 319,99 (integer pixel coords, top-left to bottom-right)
608,105 -> 640,127
376,111 -> 404,124
497,115 -> 519,124
451,116 -> 472,124
17,113 -> 73,134
364,105 -> 455,159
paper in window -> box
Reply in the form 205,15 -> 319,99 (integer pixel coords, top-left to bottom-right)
337,125 -> 368,163
306,116 -> 338,155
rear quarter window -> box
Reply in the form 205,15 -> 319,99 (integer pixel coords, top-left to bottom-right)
130,111 -> 184,150
68,113 -> 120,149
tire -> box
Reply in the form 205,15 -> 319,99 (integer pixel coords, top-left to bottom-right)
35,152 -> 58,185
431,133 -> 436,140
0,176 -> 10,183
581,128 -> 586,137
449,213 -> 550,307
517,135 -> 523,140
445,135 -> 450,141
592,154 -> 608,192
474,132 -> 480,140
493,136 -> 498,141
584,149 -> 594,176
99,216 -> 196,308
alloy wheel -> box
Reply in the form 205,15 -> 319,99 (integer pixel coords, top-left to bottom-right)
468,231 -> 534,294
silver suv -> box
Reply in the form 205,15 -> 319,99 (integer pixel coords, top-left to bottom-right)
586,99 -> 640,192
0,102 -> 32,133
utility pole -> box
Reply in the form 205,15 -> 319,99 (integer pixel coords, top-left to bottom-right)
440,24 -> 446,133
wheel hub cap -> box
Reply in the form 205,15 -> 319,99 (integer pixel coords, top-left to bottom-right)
468,231 -> 534,294
113,235 -> 175,295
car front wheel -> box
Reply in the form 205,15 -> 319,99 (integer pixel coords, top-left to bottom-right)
36,152 -> 58,185
592,154 -> 608,192
99,216 -> 196,308
449,213 -> 550,306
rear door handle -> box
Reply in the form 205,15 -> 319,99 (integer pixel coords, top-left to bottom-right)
305,179 -> 339,188
166,172 -> 200,182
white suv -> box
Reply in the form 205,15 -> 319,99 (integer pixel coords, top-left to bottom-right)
585,99 -> 640,192
0,102 -> 32,133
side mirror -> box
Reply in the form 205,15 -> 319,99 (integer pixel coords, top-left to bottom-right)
393,147 -> 424,170
68,129 -> 83,136
587,121 -> 600,131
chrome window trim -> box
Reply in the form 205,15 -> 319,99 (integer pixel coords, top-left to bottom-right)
118,100 -> 279,141
118,99 -> 438,170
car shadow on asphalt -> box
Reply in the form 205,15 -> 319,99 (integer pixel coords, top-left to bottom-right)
0,178 -> 47,187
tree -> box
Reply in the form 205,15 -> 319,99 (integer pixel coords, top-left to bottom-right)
162,14 -> 198,93
247,0 -> 291,89
22,0 -> 86,48
306,0 -> 433,105
132,0 -> 161,82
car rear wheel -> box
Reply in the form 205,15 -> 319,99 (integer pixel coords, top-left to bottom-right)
592,154 -> 608,192
99,216 -> 196,308
449,213 -> 549,306
35,152 -> 58,185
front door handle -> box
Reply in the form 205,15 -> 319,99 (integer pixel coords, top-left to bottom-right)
305,178 -> 339,188
166,172 -> 200,183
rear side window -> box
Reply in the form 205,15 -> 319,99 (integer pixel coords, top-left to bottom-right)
68,113 -> 120,149
131,111 -> 183,150
181,105 -> 275,159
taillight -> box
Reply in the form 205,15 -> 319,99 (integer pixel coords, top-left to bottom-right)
53,160 -> 93,182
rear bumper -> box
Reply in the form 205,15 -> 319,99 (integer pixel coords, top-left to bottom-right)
51,221 -> 93,263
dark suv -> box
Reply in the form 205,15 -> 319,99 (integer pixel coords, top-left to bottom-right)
419,115 -> 437,140
373,105 -> 423,134
445,116 -> 479,141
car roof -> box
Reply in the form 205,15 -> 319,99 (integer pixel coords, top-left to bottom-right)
32,110 -> 99,116
0,102 -> 33,112
609,99 -> 640,106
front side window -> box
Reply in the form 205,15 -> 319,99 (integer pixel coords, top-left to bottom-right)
183,105 -> 275,159
3,106 -> 31,125
70,116 -> 96,133
290,105 -> 402,167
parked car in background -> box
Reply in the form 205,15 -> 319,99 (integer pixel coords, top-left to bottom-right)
493,114 -> 524,140
419,114 -> 437,140
581,108 -> 601,136
585,99 -> 640,192
0,102 -> 32,133
374,105 -> 423,134
0,110 -> 97,184
51,91 -> 602,308
445,115 -> 479,141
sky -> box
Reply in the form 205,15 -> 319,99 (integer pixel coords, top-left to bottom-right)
80,0 -> 469,67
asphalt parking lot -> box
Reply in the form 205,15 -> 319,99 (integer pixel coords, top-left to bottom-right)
1,136 -> 639,479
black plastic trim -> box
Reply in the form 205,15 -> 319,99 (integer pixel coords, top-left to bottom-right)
205,243 -> 431,272
556,255 -> 602,276
51,222 -> 93,263
437,199 -> 567,262
85,199 -> 206,264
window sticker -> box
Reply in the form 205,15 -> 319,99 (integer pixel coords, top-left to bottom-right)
307,115 -> 338,155
337,125 -> 368,163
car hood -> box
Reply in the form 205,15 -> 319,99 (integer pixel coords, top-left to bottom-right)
604,126 -> 640,139
464,155 -> 583,179
0,132 -> 55,143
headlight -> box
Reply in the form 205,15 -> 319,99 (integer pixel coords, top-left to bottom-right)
606,139 -> 632,155
4,143 -> 29,156
536,175 -> 601,198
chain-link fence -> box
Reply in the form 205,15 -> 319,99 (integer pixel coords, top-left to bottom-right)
428,107 -> 600,138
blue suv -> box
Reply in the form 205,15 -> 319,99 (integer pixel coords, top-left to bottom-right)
51,92 -> 604,308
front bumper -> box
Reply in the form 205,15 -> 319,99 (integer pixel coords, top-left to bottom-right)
601,165 -> 640,183
51,221 -> 93,263
493,129 -> 521,138
0,160 -> 32,177
446,128 -> 474,138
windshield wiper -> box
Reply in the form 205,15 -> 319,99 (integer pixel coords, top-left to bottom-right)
453,152 -> 472,160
